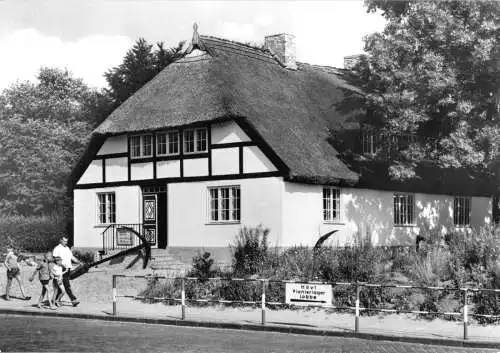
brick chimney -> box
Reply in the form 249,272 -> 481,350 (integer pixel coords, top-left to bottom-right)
264,33 -> 297,70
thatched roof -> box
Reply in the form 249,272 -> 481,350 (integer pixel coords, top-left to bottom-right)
94,35 -> 361,184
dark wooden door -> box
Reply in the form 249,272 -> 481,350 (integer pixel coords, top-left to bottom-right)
142,194 -> 157,246
157,192 -> 167,248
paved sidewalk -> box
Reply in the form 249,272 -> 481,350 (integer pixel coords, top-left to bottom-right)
1,263 -> 500,349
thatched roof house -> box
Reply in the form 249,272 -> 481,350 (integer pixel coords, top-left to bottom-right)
88,34 -> 369,186
71,25 -> 495,256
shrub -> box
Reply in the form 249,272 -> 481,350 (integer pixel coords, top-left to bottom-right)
231,225 -> 269,277
187,252 -> 219,281
408,247 -> 451,286
138,276 -> 180,303
0,214 -> 67,252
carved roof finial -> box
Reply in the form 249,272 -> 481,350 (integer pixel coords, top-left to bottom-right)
185,22 -> 205,54
192,22 -> 200,47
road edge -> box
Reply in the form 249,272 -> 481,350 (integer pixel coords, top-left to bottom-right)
1,308 -> 499,350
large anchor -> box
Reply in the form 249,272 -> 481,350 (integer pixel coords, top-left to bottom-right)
69,227 -> 151,280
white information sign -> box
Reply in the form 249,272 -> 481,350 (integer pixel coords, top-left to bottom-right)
285,283 -> 332,306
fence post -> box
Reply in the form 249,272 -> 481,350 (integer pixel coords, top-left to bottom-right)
112,275 -> 117,316
261,279 -> 266,326
355,282 -> 360,332
181,277 -> 186,320
463,288 -> 468,340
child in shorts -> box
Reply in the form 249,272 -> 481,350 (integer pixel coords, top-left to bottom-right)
29,252 -> 55,309
4,247 -> 30,301
52,256 -> 66,306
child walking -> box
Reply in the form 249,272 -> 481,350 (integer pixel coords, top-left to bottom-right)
4,247 -> 30,301
51,256 -> 66,306
29,252 -> 55,309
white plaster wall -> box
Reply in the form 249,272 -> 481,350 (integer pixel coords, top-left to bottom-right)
97,135 -> 127,155
243,146 -> 277,173
77,160 -> 102,184
73,186 -> 141,248
105,157 -> 128,182
471,197 -> 492,228
211,120 -> 250,144
184,158 -> 208,177
168,177 -> 283,248
131,162 -> 153,180
282,182 -> 493,247
157,160 -> 180,178
212,148 -> 239,175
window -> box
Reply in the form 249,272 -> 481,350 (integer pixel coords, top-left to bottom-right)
184,128 -> 208,153
393,194 -> 414,226
97,193 -> 116,224
362,131 -> 378,155
208,186 -> 240,223
130,134 -> 153,158
454,196 -> 471,227
157,131 -> 179,156
323,187 -> 341,222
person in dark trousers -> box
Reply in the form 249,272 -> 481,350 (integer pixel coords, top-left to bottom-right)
52,237 -> 81,307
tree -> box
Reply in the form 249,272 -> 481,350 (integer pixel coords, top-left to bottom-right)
357,0 -> 500,180
104,38 -> 184,106
0,68 -> 100,215
1,67 -> 112,126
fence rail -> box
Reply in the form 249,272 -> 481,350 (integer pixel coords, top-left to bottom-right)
111,275 -> 500,340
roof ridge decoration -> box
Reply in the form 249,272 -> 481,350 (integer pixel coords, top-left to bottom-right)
185,23 -> 207,55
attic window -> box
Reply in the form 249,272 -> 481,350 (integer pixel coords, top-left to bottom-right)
157,130 -> 179,156
130,134 -> 153,159
184,128 -> 208,154
362,131 -> 378,155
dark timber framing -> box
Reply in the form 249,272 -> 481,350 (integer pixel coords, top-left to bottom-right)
74,120 -> 288,188
74,171 -> 284,189
207,125 -> 212,176
127,135 -> 131,181
102,159 -> 106,183
94,152 -> 128,160
239,146 -> 244,174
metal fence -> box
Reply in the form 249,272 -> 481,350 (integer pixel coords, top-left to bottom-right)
111,275 -> 500,340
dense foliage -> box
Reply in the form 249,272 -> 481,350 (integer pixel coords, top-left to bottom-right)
0,68 -> 102,215
104,38 -> 184,107
357,0 -> 500,180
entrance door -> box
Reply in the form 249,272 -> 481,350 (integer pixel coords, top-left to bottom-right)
142,186 -> 168,249
143,194 -> 158,247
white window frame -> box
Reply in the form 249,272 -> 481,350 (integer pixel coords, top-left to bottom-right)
453,196 -> 471,227
207,186 -> 241,224
156,130 -> 180,156
323,187 -> 341,223
184,127 -> 208,154
393,193 -> 415,226
130,134 -> 153,159
96,192 -> 116,225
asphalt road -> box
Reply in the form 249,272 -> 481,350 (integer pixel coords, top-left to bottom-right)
0,314 -> 497,353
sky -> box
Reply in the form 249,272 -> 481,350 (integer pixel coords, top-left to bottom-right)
0,0 -> 386,90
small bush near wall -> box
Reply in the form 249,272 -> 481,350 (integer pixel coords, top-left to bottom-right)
0,214 -> 67,253
231,225 -> 269,276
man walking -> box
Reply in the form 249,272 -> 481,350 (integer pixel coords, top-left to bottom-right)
53,237 -> 81,307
